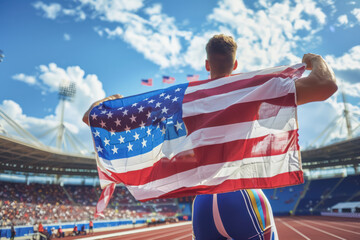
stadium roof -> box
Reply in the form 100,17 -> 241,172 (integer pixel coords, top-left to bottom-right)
1,135 -> 359,177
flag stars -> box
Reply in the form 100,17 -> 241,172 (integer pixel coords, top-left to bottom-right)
146,128 -> 151,136
118,135 -> 125,144
165,94 -> 171,100
117,107 -> 123,110
101,110 -> 107,114
124,125 -> 131,133
107,111 -> 113,119
161,126 -> 166,135
146,111 -> 151,119
91,112 -> 98,120
114,118 -> 121,126
93,130 -> 100,137
127,142 -> 133,151
172,97 -> 178,102
141,139 -> 147,148
159,93 -> 165,97
139,121 -> 146,129
130,114 -> 137,123
104,137 -> 110,146
132,102 -> 138,107
110,128 -> 116,136
111,145 -> 118,154
99,120 -> 106,128
148,99 -> 155,104
138,105 -> 144,113
175,121 -> 183,131
122,109 -> 128,116
96,145 -> 103,153
155,102 -> 162,108
161,106 -> 169,114
175,88 -> 181,92
133,132 -> 140,140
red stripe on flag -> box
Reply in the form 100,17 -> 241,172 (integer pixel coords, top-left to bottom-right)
106,130 -> 299,186
95,183 -> 116,218
140,170 -> 304,202
183,94 -> 296,134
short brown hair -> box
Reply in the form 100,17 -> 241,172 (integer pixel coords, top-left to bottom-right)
206,34 -> 237,75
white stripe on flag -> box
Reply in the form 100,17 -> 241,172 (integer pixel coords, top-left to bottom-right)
127,150 -> 300,200
183,76 -> 296,117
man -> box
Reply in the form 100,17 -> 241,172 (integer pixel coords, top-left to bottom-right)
191,35 -> 337,240
83,34 -> 337,240
10,224 -> 16,240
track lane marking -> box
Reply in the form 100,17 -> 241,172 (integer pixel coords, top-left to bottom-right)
277,218 -> 311,240
303,220 -> 360,235
122,226 -> 189,240
172,232 -> 193,240
295,220 -> 347,240
76,222 -> 192,240
146,228 -> 191,240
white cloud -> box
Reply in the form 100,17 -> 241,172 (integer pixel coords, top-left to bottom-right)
325,45 -> 360,71
352,8 -> 360,22
12,73 -> 37,85
336,14 -> 349,26
33,1 -> 62,19
63,33 -> 71,41
3,64 -> 106,152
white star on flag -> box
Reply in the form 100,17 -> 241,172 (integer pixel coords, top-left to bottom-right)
96,145 -> 103,152
139,121 -> 146,129
148,99 -> 155,104
141,139 -> 147,148
175,88 -> 181,92
122,109 -> 128,116
124,125 -> 131,133
172,97 -> 178,102
165,94 -> 171,99
107,111 -> 113,118
146,111 -> 151,119
175,121 -> 183,131
161,126 -> 166,135
130,114 -> 137,123
161,107 -> 169,114
100,120 -> 106,128
159,93 -> 165,97
112,145 -> 118,154
114,118 -> 121,126
104,138 -> 110,146
118,135 -> 125,143
155,102 -> 161,108
133,132 -> 140,140
146,128 -> 151,136
127,142 -> 133,151
110,128 -> 116,136
93,130 -> 100,137
91,112 -> 98,120
138,106 -> 144,113
132,103 -> 138,107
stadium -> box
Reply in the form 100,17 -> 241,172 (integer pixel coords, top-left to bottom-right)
1,1 -> 360,240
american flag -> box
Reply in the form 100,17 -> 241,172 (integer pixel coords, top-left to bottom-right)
162,76 -> 175,84
141,78 -> 153,86
90,64 -> 305,216
187,74 -> 199,82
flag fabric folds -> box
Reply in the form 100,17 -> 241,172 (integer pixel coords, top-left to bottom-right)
141,78 -> 153,86
162,76 -> 176,84
187,74 -> 199,82
89,64 -> 306,216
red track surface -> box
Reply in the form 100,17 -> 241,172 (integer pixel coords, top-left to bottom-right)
68,216 -> 360,240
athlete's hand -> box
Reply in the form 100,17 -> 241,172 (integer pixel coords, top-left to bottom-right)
302,53 -> 324,71
82,94 -> 123,126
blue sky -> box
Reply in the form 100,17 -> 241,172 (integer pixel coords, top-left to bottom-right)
1,0 -> 360,153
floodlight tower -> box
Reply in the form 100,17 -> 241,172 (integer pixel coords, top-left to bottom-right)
341,91 -> 353,139
56,80 -> 76,150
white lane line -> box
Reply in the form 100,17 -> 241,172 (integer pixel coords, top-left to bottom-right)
304,220 -> 360,235
277,219 -> 311,240
319,221 -> 360,228
172,233 -> 193,240
295,220 -> 346,240
150,228 -> 192,240
76,222 -> 192,240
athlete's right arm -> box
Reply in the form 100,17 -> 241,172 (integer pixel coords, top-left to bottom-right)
82,94 -> 123,126
295,53 -> 337,105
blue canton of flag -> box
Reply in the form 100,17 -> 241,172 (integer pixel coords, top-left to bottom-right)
89,84 -> 188,168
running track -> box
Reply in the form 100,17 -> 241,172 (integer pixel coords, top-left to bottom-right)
72,216 -> 360,240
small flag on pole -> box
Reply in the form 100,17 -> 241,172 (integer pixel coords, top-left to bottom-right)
186,74 -> 199,82
141,78 -> 153,86
162,76 -> 176,84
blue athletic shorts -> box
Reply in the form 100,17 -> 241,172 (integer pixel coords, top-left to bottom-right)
192,189 -> 278,240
